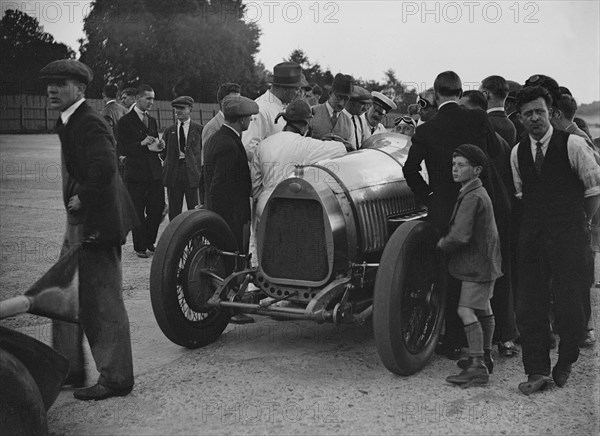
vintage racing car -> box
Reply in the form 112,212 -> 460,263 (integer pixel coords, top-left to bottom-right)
150,133 -> 446,375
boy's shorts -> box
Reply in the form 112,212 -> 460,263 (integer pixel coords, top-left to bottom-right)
459,280 -> 495,310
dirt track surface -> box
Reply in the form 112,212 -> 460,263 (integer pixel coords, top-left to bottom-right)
1,135 -> 599,435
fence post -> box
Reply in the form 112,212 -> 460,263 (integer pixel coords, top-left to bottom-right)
156,108 -> 161,130
45,106 -> 49,132
20,105 -> 24,131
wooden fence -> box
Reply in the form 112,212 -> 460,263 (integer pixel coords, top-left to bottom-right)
0,95 -> 220,133
0,95 -> 404,133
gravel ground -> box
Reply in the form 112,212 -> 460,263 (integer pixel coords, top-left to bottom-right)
1,135 -> 599,435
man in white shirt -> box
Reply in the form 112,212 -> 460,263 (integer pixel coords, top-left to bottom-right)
242,62 -> 302,161
252,99 -> 347,220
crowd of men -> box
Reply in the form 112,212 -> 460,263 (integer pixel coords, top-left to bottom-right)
39,58 -> 599,400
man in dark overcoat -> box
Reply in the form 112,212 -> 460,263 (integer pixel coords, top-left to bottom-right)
404,71 -> 510,359
203,95 -> 259,252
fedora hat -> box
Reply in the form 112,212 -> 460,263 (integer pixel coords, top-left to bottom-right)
331,73 -> 354,96
272,62 -> 303,87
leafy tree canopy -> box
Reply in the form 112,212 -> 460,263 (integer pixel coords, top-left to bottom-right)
79,0 -> 267,101
0,9 -> 74,94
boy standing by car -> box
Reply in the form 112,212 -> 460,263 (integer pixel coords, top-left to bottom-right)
437,144 -> 503,386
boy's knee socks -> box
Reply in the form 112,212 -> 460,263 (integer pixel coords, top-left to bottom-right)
464,321 -> 483,357
479,314 -> 496,351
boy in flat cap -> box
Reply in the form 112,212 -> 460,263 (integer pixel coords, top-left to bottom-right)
39,59 -> 136,400
162,96 -> 203,220
437,143 -> 502,386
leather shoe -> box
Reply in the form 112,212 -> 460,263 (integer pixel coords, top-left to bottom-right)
73,383 -> 132,401
135,250 -> 148,258
230,313 -> 255,324
458,350 -> 494,374
446,357 -> 489,386
497,341 -> 519,357
552,363 -> 572,387
518,374 -> 551,395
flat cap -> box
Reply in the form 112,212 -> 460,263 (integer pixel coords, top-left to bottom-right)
222,95 -> 259,118
39,59 -> 93,85
275,99 -> 312,124
171,96 -> 194,108
372,91 -> 397,112
454,143 -> 488,168
350,86 -> 372,103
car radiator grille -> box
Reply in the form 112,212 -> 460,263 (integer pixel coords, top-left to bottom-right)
261,198 -> 328,282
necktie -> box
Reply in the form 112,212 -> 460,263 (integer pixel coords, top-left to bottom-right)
331,111 -> 338,128
179,122 -> 186,154
142,111 -> 148,128
352,116 -> 360,149
534,141 -> 544,175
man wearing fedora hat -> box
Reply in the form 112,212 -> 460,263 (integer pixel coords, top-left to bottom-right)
252,99 -> 347,220
361,91 -> 397,144
342,85 -> 372,150
311,73 -> 355,143
242,62 -> 303,161
39,59 -> 136,400
162,96 -> 203,220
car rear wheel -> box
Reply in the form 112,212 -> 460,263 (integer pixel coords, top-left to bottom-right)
150,210 -> 236,348
0,349 -> 47,436
373,220 -> 446,375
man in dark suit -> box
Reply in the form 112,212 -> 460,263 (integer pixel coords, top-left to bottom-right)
203,95 -> 259,253
480,75 -> 517,147
505,80 -> 526,141
162,96 -> 203,220
40,59 -> 136,400
117,84 -> 165,258
404,71 -> 510,360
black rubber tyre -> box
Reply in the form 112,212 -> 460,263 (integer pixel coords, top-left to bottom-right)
0,349 -> 47,436
150,210 -> 237,348
373,220 -> 446,375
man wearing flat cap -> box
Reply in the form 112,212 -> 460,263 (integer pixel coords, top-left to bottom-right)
361,91 -> 397,144
311,73 -> 355,143
342,85 -> 372,150
242,62 -> 303,161
204,95 -> 259,256
252,99 -> 347,222
404,70 -> 510,361
40,59 -> 136,401
162,96 -> 203,220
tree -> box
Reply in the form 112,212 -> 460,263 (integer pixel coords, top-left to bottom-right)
0,9 -> 74,95
79,0 -> 265,101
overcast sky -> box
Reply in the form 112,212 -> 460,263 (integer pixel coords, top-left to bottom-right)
8,0 -> 600,103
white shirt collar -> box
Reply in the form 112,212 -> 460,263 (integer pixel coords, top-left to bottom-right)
438,100 -> 458,110
223,123 -> 241,137
133,105 -> 146,121
530,125 -> 553,147
60,98 -> 86,125
486,107 -> 505,114
105,99 -> 116,106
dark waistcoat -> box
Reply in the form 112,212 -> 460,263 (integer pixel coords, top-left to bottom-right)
517,130 -> 585,229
